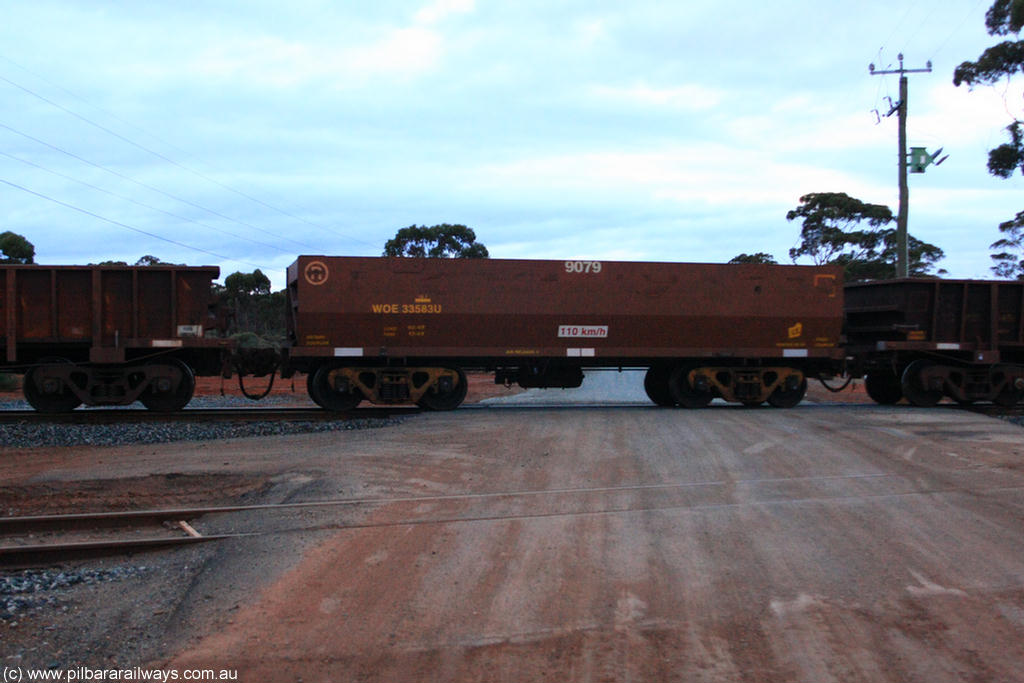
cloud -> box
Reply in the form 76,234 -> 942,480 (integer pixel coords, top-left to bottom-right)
415,0 -> 475,25
587,82 -> 722,111
185,26 -> 446,88
469,144 -> 887,211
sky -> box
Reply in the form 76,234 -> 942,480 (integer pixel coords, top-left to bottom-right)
0,0 -> 1021,288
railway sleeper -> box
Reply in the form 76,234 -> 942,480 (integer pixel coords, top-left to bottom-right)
314,366 -> 466,410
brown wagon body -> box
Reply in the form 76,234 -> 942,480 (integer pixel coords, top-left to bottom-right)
287,256 -> 845,409
845,278 -> 1024,406
1,264 -> 229,411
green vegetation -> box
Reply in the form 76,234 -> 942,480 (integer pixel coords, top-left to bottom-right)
732,193 -> 945,280
954,0 -> 1024,277
0,231 -> 34,264
383,224 -> 488,258
785,192 -> 944,281
728,253 -> 778,265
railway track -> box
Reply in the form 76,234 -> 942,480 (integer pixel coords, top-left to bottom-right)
4,397 -> 1022,426
0,405 -> 419,425
0,507 -> 248,569
2,477 -> 863,568
7,470 -> 1023,569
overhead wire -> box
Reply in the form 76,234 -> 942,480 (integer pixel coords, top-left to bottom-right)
896,0 -> 946,59
0,177 -> 269,269
0,149 -> 295,256
929,0 -> 989,64
878,0 -> 927,57
0,63 -> 378,249
0,120 -> 321,251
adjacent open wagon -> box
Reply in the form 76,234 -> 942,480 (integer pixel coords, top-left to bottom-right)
1,264 -> 230,412
845,278 -> 1024,406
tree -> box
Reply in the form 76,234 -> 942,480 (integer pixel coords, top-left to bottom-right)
839,232 -> 946,280
224,269 -> 271,297
954,1 -> 1024,276
953,1 -> 1024,178
786,192 -> 944,280
92,255 -> 184,266
990,210 -> 1024,277
221,269 -> 277,336
0,231 -> 34,263
728,252 -> 777,264
135,255 -> 166,266
383,224 -> 488,258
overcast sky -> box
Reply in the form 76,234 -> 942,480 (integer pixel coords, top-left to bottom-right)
1,0 -> 1020,287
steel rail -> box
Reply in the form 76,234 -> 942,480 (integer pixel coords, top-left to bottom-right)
0,534 -> 251,569
3,469 -> 1018,568
0,471 -> 897,534
0,406 -> 418,425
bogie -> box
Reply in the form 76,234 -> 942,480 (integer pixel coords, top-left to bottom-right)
305,365 -> 466,411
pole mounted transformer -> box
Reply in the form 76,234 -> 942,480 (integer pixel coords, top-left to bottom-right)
868,54 -> 933,279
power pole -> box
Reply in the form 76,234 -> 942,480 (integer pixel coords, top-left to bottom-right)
869,54 -> 931,278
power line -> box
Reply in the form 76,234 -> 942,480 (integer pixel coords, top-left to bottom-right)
898,1 -> 946,57
0,62 -> 377,249
878,0 -> 927,56
0,150 -> 295,256
929,0 -> 989,63
0,120 -> 321,251
0,177 -> 270,269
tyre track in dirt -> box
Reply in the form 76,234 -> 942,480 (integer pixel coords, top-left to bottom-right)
160,402 -> 1024,682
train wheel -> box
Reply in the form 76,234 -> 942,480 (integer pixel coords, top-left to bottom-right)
767,378 -> 807,408
306,370 -> 327,408
311,365 -> 363,411
900,360 -> 943,407
140,359 -> 195,412
993,366 -> 1023,407
643,366 -> 676,407
669,365 -> 713,409
417,368 -> 468,411
865,370 -> 903,405
23,361 -> 82,413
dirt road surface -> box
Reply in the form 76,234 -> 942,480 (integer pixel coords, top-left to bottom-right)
156,388 -> 1024,681
4,374 -> 1024,681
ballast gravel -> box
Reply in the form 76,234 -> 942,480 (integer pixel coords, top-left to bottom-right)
0,416 -> 402,448
1,566 -> 152,621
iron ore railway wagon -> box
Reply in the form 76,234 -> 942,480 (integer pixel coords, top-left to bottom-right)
1,264 -> 231,412
8,257 -> 1024,413
846,278 -> 1024,407
285,256 -> 847,411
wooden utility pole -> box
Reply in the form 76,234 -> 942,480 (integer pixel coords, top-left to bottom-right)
869,54 -> 931,278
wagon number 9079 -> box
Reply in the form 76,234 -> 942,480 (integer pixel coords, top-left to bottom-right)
565,260 -> 602,274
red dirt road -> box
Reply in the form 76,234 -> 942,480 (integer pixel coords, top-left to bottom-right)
162,404 -> 1024,681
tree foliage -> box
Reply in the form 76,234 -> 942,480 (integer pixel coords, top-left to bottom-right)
0,231 -> 34,264
838,232 -> 946,280
786,192 -> 944,281
954,1 -> 1024,277
224,269 -> 271,297
989,210 -> 1024,277
786,192 -> 895,265
92,255 -> 184,266
218,269 -> 283,340
728,252 -> 778,264
134,254 -> 173,266
383,224 -> 488,258
954,1 -> 1024,179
